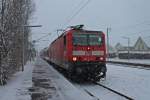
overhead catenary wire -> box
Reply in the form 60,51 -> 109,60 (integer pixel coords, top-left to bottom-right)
33,0 -> 92,43
30,0 -> 93,51
63,0 -> 92,27
33,33 -> 51,43
109,21 -> 150,38
113,20 -> 150,32
68,0 -> 86,17
55,0 -> 92,37
121,29 -> 150,37
61,0 -> 85,28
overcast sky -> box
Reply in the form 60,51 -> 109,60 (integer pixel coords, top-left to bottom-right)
31,0 -> 150,50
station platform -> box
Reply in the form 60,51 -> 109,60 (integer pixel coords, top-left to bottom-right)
31,57 -> 93,100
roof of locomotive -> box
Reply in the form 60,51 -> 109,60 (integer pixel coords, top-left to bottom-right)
66,29 -> 103,34
50,29 -> 104,45
60,29 -> 104,38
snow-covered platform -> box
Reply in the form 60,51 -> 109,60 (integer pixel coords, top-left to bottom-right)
31,57 -> 94,100
0,57 -> 94,100
0,61 -> 34,100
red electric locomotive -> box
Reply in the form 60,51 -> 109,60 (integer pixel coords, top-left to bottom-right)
48,25 -> 107,81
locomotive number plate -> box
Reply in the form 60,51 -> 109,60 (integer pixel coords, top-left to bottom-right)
85,51 -> 92,56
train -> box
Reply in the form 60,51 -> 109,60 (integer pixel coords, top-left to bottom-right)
47,25 -> 107,81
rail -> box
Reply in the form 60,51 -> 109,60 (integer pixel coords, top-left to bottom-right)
107,61 -> 150,69
94,82 -> 134,100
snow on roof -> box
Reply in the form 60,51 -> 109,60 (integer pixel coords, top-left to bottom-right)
134,37 -> 149,50
115,36 -> 150,50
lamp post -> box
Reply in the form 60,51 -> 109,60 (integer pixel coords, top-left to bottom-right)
122,36 -> 130,61
21,25 -> 42,71
106,27 -> 111,61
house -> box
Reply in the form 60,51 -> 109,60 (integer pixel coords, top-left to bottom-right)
115,37 -> 150,59
134,37 -> 149,51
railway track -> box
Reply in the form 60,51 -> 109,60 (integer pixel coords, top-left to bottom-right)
107,61 -> 150,70
107,62 -> 150,70
46,59 -> 135,100
84,89 -> 100,100
75,82 -> 134,100
94,82 -> 134,100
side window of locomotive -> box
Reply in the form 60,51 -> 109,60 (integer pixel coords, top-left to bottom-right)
64,36 -> 66,49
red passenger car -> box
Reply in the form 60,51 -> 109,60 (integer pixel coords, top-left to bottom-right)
48,25 -> 107,81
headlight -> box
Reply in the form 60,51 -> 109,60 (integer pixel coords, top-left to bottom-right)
73,57 -> 77,61
100,57 -> 104,61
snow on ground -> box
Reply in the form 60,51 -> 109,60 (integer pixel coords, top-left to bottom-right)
74,83 -> 127,100
1,57 -> 149,100
99,63 -> 150,100
74,63 -> 150,100
0,57 -> 96,100
31,57 -> 62,100
109,58 -> 150,65
34,57 -> 95,100
0,61 -> 34,100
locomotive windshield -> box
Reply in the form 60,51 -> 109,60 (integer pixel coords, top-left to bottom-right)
73,33 -> 102,46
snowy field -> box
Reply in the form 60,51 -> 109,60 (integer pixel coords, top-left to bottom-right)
74,63 -> 150,100
0,61 -> 34,100
102,64 -> 150,100
109,58 -> 150,65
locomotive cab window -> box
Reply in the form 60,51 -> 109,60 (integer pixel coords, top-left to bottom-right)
73,34 -> 87,46
73,32 -> 102,46
89,34 -> 102,46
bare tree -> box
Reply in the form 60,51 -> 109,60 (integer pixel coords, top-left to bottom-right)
0,0 -> 35,85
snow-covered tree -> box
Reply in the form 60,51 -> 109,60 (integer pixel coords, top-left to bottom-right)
0,0 -> 35,85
